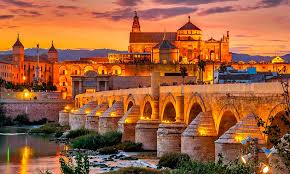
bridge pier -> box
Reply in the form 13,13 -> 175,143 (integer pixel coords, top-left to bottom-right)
157,122 -> 186,157
69,101 -> 98,130
98,101 -> 124,134
59,110 -> 69,126
135,119 -> 160,150
215,114 -> 265,163
118,105 -> 140,142
181,111 -> 217,161
85,103 -> 109,131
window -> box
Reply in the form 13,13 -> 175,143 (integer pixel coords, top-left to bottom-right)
75,70 -> 78,75
24,65 -> 26,70
63,70 -> 66,75
115,70 -> 118,75
102,70 -> 105,74
33,66 -> 34,70
62,82 -> 66,86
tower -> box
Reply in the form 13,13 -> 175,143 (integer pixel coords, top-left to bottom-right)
48,41 -> 58,63
12,34 -> 25,83
132,11 -> 141,32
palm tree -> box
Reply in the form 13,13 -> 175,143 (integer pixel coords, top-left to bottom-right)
179,66 -> 187,85
179,66 -> 187,95
197,59 -> 206,84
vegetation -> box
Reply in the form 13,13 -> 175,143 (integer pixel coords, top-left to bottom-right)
71,131 -> 122,150
158,153 -> 191,169
104,167 -> 166,174
59,153 -> 89,174
179,67 -> 187,85
197,59 -> 206,83
0,103 -> 12,127
169,160 -> 253,174
65,129 -> 93,139
13,113 -> 30,125
29,123 -> 69,137
116,141 -> 143,152
98,146 -> 118,155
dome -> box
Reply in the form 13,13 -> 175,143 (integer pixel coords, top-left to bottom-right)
48,41 -> 57,52
13,35 -> 24,48
178,16 -> 201,31
271,56 -> 285,63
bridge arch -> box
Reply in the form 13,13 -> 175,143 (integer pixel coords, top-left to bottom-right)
217,104 -> 239,137
267,103 -> 289,146
125,94 -> 136,111
141,95 -> 154,119
186,94 -> 206,124
161,93 -> 176,122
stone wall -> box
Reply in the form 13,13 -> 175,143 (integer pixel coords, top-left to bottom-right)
2,100 -> 72,122
110,76 -> 195,90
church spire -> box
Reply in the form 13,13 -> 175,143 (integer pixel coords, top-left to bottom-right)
132,11 -> 141,32
188,16 -> 191,23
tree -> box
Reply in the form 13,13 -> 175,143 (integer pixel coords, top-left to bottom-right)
219,63 -> 228,73
197,59 -> 206,83
59,153 -> 89,174
179,67 -> 187,85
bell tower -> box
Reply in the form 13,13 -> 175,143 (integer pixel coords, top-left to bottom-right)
132,11 -> 141,32
48,41 -> 58,63
12,34 -> 25,83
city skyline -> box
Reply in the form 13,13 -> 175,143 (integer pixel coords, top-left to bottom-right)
0,0 -> 289,56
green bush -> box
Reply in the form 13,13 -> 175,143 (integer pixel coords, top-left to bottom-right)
71,131 -> 122,150
158,153 -> 190,169
29,123 -> 68,136
117,141 -> 143,152
13,113 -> 30,125
169,160 -> 253,174
66,129 -> 92,139
104,167 -> 165,174
98,146 -> 118,155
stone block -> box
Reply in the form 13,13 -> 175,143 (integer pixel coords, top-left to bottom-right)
69,113 -> 86,130
157,122 -> 186,157
59,110 -> 69,126
85,116 -> 99,131
135,120 -> 160,151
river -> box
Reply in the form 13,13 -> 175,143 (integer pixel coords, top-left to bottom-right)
0,126 -> 65,174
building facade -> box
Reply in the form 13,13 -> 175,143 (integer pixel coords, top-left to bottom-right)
0,13 -> 289,99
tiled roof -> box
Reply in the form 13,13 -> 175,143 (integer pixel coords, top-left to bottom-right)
153,40 -> 177,49
13,38 -> 24,47
129,32 -> 176,43
178,22 -> 201,31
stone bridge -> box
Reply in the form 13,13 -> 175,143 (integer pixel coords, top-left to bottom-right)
59,72 -> 288,163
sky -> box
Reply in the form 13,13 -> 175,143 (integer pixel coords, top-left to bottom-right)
0,0 -> 289,56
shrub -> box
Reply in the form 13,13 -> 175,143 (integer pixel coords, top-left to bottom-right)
158,152 -> 190,169
98,146 -> 118,155
117,141 -> 143,152
59,153 -> 89,174
66,129 -> 92,139
29,123 -> 68,136
13,113 -> 30,125
169,160 -> 253,174
104,167 -> 165,174
71,131 -> 122,150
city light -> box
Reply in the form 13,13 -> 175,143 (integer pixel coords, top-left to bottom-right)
198,127 -> 207,136
262,165 -> 270,173
241,153 -> 252,164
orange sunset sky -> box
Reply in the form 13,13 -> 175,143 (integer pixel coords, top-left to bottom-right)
0,0 -> 289,56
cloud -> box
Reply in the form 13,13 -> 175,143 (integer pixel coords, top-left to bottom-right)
267,39 -> 289,42
92,7 -> 198,21
0,15 -> 14,19
153,0 -> 235,5
57,5 -> 79,9
2,0 -> 33,7
114,0 -> 142,6
9,9 -> 42,17
198,0 -> 289,16
198,6 -> 235,16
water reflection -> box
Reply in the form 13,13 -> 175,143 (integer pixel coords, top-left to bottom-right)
0,127 -> 63,174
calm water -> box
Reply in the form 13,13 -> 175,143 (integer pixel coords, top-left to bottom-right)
0,126 -> 65,174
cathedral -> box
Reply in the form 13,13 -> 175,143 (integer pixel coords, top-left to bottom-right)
0,12 -> 288,99
127,12 -> 232,63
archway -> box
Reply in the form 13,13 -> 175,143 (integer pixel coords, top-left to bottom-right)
163,102 -> 176,122
127,101 -> 133,111
218,111 -> 237,137
143,101 -> 152,119
188,103 -> 203,124
268,111 -> 289,146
